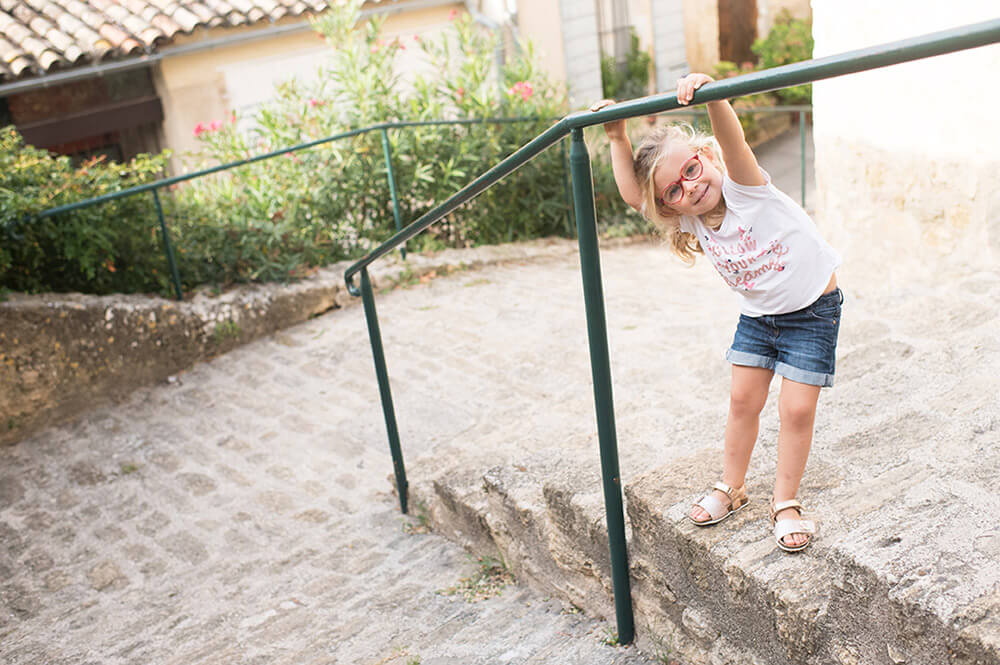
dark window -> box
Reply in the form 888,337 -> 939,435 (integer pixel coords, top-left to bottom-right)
718,0 -> 758,65
8,68 -> 162,163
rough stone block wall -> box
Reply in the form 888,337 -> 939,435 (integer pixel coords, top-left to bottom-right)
812,0 -> 1000,292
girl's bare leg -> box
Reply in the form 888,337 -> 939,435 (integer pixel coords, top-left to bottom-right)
773,377 -> 822,548
690,365 -> 773,521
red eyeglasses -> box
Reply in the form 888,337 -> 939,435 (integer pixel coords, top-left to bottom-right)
658,154 -> 703,206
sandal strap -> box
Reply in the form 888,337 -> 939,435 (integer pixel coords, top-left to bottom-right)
695,493 -> 730,520
712,481 -> 737,499
774,519 -> 816,542
770,499 -> 803,521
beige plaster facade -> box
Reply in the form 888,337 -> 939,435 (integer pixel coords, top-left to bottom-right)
512,0 -> 567,91
757,0 -> 809,37
812,0 -> 1000,288
154,2 -> 463,171
682,0 -> 720,73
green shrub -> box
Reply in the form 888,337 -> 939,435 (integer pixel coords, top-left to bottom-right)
171,0 -> 591,285
601,30 -> 652,101
4,0 -> 635,296
751,9 -> 814,104
0,128 -> 171,294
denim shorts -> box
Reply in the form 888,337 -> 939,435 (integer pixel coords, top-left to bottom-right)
725,288 -> 844,387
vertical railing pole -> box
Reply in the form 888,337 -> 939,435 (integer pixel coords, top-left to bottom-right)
799,110 -> 806,208
561,136 -> 575,238
152,189 -> 183,301
569,127 -> 635,645
380,128 -> 407,260
360,267 -> 409,513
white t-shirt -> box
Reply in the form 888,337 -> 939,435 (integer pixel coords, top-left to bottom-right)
678,169 -> 841,317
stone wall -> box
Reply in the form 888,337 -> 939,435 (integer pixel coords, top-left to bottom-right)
811,0 -> 1000,293
0,264 -> 353,446
0,238 -> 600,447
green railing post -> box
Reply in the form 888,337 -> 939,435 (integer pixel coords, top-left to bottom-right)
381,128 -> 407,260
569,127 -> 635,645
359,267 -> 409,514
152,189 -> 183,301
561,136 -> 575,238
799,110 -> 806,208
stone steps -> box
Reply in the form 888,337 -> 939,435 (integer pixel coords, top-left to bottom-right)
404,446 -> 1000,665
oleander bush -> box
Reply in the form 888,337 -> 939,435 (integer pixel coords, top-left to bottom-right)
2,0 -> 633,296
169,1 -> 622,287
0,128 -> 171,294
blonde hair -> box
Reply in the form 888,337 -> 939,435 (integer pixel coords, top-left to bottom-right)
633,123 -> 727,263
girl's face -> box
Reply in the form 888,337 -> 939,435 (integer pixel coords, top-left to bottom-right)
653,147 -> 723,217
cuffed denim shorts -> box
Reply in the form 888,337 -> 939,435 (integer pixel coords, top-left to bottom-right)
725,288 -> 844,387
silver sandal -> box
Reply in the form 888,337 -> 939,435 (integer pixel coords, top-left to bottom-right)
689,481 -> 749,526
770,498 -> 816,552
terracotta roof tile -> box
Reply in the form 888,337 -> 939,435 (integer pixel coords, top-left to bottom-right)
0,0 -> 361,83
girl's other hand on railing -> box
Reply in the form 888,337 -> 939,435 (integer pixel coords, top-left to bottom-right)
676,73 -> 715,105
591,99 -> 627,141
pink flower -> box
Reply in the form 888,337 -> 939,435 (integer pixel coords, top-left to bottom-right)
448,8 -> 458,20
413,34 -> 420,42
193,122 -> 207,136
507,80 -> 534,101
456,87 -> 465,100
209,119 -> 223,131
309,98 -> 325,107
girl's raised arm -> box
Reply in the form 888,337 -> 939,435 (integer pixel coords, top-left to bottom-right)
677,74 -> 765,187
591,99 -> 644,211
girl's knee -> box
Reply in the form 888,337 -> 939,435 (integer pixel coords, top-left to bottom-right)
778,395 -> 817,428
730,386 -> 767,418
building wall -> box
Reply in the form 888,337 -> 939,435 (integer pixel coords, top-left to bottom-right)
154,3 -> 462,170
812,0 -> 1000,287
514,0 -> 567,90
682,0 -> 719,73
757,0 -> 810,39
682,0 -> 810,75
651,0 -> 688,91
558,0 -> 604,108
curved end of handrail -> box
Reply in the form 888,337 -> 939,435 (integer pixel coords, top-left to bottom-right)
345,272 -> 361,297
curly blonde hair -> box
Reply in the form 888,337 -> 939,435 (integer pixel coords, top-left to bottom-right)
633,124 -> 727,263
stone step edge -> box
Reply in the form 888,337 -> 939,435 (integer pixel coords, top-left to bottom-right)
398,455 -> 999,665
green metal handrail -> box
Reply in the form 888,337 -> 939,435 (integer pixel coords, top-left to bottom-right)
343,18 -> 1000,293
345,18 -> 1000,648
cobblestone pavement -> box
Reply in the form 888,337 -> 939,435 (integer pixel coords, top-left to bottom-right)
0,242 -> 682,665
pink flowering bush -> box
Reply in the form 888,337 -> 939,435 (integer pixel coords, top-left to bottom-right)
166,0 -> 626,287
5,0 -> 634,295
507,81 -> 533,101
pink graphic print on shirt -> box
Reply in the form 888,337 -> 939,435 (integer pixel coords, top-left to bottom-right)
700,225 -> 788,291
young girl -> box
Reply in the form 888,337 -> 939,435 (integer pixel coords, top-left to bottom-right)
593,73 -> 843,553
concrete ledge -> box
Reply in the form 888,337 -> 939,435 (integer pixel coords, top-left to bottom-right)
404,445 -> 1000,665
1,237 -> 639,446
